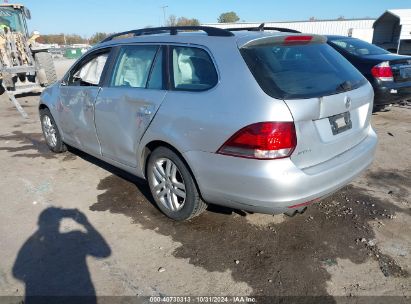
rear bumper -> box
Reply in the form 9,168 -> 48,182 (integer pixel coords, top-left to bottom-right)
373,80 -> 411,105
184,127 -> 378,214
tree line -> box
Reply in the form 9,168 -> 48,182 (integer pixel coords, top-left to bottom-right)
37,32 -> 111,45
37,11 -> 241,45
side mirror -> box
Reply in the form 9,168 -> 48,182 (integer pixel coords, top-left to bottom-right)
23,7 -> 31,20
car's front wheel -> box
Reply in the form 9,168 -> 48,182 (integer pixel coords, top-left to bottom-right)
40,108 -> 66,153
147,147 -> 207,221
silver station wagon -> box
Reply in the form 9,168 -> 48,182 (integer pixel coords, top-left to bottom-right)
39,26 -> 378,221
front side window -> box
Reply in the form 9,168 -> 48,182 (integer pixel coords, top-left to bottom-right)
111,45 -> 158,88
171,46 -> 218,91
68,51 -> 109,86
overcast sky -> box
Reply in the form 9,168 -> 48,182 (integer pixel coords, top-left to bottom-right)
20,0 -> 411,37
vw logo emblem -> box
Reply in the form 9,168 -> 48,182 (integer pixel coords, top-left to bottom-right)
345,97 -> 352,109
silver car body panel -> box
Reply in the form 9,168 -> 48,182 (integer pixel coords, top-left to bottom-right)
58,86 -> 101,155
286,83 -> 374,169
39,31 -> 378,214
183,126 -> 376,213
95,87 -> 167,167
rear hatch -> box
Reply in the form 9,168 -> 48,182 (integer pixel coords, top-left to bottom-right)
240,34 -> 373,169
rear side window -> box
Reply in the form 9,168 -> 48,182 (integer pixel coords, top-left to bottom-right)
111,45 -> 158,88
241,42 -> 367,99
171,46 -> 218,91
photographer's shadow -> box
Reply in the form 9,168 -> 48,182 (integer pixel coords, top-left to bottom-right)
12,207 -> 111,303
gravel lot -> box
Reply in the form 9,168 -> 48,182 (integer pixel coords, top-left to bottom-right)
0,59 -> 410,301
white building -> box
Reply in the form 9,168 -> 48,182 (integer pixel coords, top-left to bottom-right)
204,9 -> 411,54
206,18 -> 375,39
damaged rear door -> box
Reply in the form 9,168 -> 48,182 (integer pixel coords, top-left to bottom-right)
94,44 -> 167,167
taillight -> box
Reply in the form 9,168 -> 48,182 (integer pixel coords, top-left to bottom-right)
217,122 -> 297,160
371,61 -> 393,81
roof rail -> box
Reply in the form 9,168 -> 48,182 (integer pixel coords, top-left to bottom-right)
101,26 -> 234,43
226,23 -> 301,34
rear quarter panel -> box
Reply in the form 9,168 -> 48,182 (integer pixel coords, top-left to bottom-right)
138,39 -> 293,170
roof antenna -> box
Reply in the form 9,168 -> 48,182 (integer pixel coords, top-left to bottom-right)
258,23 -> 265,31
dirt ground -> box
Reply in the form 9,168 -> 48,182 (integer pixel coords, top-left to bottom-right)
0,59 -> 410,302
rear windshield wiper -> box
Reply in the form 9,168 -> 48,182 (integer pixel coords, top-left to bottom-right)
335,81 -> 352,93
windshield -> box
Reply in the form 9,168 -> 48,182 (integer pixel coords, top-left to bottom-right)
328,37 -> 389,56
241,42 -> 366,100
0,7 -> 26,33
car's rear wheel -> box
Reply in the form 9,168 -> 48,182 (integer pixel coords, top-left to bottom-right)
40,108 -> 66,153
147,147 -> 207,221
373,104 -> 391,112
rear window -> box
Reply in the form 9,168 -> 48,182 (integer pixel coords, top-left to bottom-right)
241,42 -> 367,100
328,37 -> 389,56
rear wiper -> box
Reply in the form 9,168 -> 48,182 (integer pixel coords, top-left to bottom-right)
336,81 -> 352,93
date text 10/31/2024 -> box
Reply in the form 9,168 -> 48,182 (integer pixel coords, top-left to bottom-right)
149,296 -> 257,303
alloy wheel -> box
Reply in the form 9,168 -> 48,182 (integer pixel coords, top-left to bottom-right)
42,115 -> 57,148
151,158 -> 186,212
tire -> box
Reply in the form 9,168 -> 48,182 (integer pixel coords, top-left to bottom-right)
18,73 -> 26,82
373,105 -> 391,113
40,108 -> 66,153
147,147 -> 207,221
373,105 -> 385,112
2,74 -> 15,91
35,52 -> 57,86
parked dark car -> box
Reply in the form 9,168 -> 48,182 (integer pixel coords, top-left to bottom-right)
327,35 -> 411,111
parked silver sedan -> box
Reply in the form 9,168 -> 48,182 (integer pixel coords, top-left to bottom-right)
39,26 -> 378,221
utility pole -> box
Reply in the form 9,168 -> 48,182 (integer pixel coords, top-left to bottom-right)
160,5 -> 168,26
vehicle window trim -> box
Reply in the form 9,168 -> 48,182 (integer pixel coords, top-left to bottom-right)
145,46 -> 166,90
165,45 -> 172,90
168,45 -> 219,92
99,46 -> 121,87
